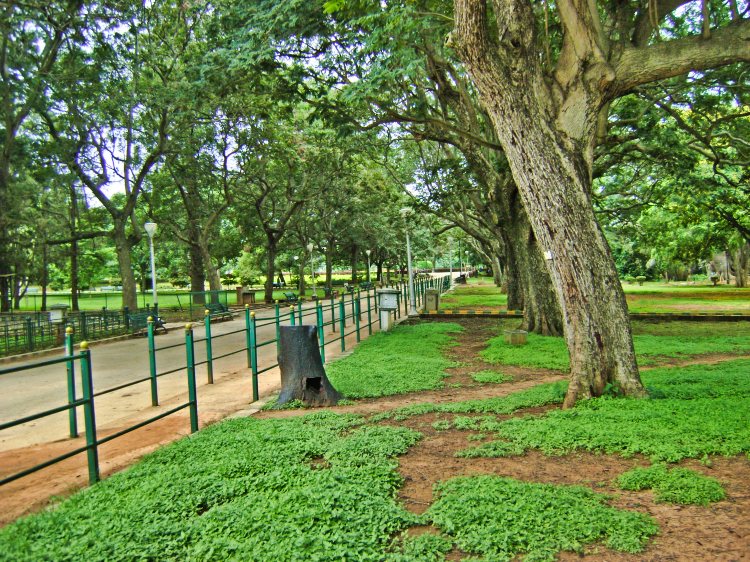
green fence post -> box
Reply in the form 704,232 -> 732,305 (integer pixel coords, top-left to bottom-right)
289,306 -> 295,326
330,293 -> 336,333
250,311 -> 259,401
351,291 -> 357,321
185,324 -> 199,433
79,342 -> 100,484
297,300 -> 303,324
204,310 -> 214,384
354,298 -> 361,342
81,311 -> 88,340
244,305 -> 252,368
366,291 -> 372,335
65,327 -> 78,438
147,317 -> 159,406
274,302 -> 281,354
339,298 -> 346,352
317,302 -> 326,363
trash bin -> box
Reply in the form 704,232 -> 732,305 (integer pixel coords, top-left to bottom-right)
504,329 -> 528,345
424,289 -> 439,311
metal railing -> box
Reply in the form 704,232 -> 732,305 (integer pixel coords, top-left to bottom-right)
0,275 -> 452,489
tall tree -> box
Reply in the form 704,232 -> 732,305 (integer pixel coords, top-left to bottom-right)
452,0 -> 750,405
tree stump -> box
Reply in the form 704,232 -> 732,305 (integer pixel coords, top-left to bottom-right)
276,325 -> 341,407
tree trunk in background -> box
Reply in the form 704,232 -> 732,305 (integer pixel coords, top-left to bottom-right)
188,242 -> 205,304
264,239 -> 277,303
299,261 -> 307,296
198,240 -> 221,302
70,237 -> 80,311
41,244 -> 49,312
350,246 -> 359,284
112,219 -> 138,311
735,243 -> 749,288
376,261 -> 383,283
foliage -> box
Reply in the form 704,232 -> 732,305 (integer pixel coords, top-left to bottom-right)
617,464 -> 726,506
439,286 -> 509,309
326,323 -> 462,398
459,360 -> 750,462
385,532 -> 453,562
427,476 -> 658,561
470,370 -> 512,384
0,412 -> 423,560
370,381 -> 568,422
481,323 -> 750,371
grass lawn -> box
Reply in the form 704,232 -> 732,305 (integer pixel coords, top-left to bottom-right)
2,317 -> 748,560
439,278 -> 750,314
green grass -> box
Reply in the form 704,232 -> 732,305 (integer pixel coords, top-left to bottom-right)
617,464 -> 726,505
0,412 -> 426,561
427,476 -> 658,561
370,380 -> 568,422
439,283 -> 508,309
471,370 -> 513,384
480,320 -> 750,371
459,359 -> 750,462
326,323 -> 462,398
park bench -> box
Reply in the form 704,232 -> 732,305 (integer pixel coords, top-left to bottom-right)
359,281 -> 373,291
323,287 -> 339,299
343,283 -> 355,294
128,311 -> 168,335
205,302 -> 234,321
284,291 -> 299,303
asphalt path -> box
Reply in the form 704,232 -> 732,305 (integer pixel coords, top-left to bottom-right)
0,292 -> 383,451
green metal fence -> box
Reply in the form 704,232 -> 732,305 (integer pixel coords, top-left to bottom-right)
0,276 -> 452,489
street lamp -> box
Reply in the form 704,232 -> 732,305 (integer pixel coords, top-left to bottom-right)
365,249 -> 372,283
399,208 -> 418,316
293,255 -> 300,292
144,222 -> 158,313
306,242 -> 316,299
448,236 -> 453,278
465,250 -> 469,275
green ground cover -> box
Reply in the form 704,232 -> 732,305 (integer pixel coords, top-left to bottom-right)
428,476 -> 657,561
326,323 -> 462,398
439,284 -> 508,309
480,320 -> 750,371
0,413 -> 424,561
459,359 -> 750,462
617,464 -> 726,506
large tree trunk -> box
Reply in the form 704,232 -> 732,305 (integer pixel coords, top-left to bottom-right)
264,239 -> 277,303
112,219 -> 138,311
350,246 -> 359,284
70,237 -> 80,311
188,242 -> 206,300
454,1 -> 646,406
735,242 -> 749,288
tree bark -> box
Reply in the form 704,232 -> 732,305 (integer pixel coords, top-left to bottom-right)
264,238 -> 277,303
454,0 -> 646,406
112,218 -> 138,311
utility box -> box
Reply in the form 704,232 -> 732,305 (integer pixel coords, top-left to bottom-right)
424,289 -> 439,311
504,329 -> 528,345
377,288 -> 400,331
49,304 -> 69,324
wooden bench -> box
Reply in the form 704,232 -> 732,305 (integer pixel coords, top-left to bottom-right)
343,283 -> 355,294
283,291 -> 299,303
128,311 -> 168,335
359,281 -> 373,291
205,303 -> 234,321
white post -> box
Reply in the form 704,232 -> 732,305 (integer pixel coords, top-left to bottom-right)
144,222 -> 158,311
366,249 -> 371,283
448,236 -> 453,279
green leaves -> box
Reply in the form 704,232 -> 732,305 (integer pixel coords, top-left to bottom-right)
326,322 -> 462,398
617,464 -> 726,506
427,476 -> 658,560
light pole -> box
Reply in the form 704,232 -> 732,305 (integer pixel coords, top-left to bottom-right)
465,250 -> 469,276
400,208 -> 418,316
307,242 -> 316,299
293,256 -> 300,292
144,222 -> 158,313
365,249 -> 372,283
450,239 -> 455,277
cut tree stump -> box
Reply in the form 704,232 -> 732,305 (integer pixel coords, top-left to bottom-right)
276,325 -> 342,407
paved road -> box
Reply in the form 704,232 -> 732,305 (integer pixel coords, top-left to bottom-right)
0,293 -> 384,451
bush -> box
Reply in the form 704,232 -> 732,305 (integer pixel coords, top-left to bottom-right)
635,275 -> 647,286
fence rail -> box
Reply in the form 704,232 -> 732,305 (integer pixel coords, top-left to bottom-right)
0,275 -> 452,489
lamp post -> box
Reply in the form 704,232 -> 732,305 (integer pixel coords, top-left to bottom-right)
293,256 -> 300,292
144,222 -> 158,313
465,250 -> 469,276
448,236 -> 453,278
365,249 -> 371,283
399,208 -> 418,316
307,242 -> 316,299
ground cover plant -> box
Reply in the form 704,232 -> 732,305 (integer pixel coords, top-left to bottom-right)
325,322 -> 462,398
438,283 -> 509,309
0,413 -> 425,561
427,476 -> 658,561
458,359 -> 750,462
617,464 -> 726,505
480,320 -> 750,371
470,370 -> 512,384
